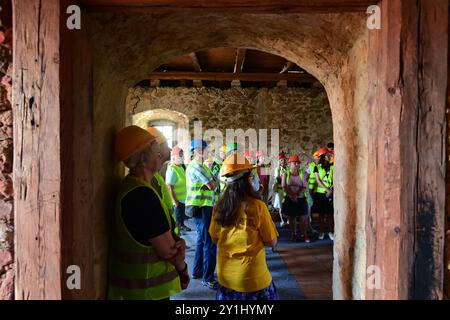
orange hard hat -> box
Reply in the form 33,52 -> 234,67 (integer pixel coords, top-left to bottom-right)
316,147 -> 329,158
288,155 -> 301,163
116,125 -> 156,162
146,127 -> 167,144
171,146 -> 183,156
221,153 -> 254,177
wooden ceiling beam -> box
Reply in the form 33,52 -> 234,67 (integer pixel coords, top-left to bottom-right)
280,61 -> 295,74
188,52 -> 202,87
189,52 -> 202,72
80,0 -> 376,13
234,48 -> 246,74
148,71 -> 316,82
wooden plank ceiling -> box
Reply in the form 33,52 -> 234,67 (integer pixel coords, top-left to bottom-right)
142,47 -> 319,89
80,0 -> 375,13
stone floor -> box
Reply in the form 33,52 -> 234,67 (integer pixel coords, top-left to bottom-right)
172,218 -> 333,300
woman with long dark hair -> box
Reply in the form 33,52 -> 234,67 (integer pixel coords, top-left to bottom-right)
209,153 -> 279,300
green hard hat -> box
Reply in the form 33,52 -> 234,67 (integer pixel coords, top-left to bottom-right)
226,142 -> 238,155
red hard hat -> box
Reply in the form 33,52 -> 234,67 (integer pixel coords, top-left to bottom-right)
278,153 -> 286,159
171,146 -> 183,156
256,150 -> 264,157
288,155 -> 300,163
316,147 -> 329,157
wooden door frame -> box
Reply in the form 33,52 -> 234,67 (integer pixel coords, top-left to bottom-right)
366,0 -> 448,299
11,0 -> 449,299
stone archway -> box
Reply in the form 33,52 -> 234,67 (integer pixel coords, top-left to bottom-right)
90,11 -> 369,299
12,0 -> 446,300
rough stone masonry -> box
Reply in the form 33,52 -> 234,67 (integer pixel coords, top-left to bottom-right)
0,2 -> 13,300
128,86 -> 334,162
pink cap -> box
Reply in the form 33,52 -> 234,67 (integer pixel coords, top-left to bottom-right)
171,146 -> 183,156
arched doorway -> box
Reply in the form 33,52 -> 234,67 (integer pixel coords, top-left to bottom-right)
91,13 -> 367,298
11,0 -> 448,300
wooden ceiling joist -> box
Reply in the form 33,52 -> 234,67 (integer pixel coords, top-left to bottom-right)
189,52 -> 202,72
148,71 -> 315,82
234,48 -> 247,74
81,0 -> 376,13
280,61 -> 295,74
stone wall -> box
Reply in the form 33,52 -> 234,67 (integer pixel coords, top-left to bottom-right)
127,86 -> 333,163
0,1 -> 13,300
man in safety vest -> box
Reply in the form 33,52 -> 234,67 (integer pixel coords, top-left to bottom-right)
185,139 -> 218,289
210,144 -> 227,195
109,125 -> 189,300
166,146 -> 191,232
312,147 -> 334,241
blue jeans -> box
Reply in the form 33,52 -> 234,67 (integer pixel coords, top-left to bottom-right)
175,202 -> 186,225
192,206 -> 217,282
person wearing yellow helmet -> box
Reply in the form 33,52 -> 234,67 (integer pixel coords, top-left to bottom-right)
109,126 -> 189,300
209,153 -> 279,300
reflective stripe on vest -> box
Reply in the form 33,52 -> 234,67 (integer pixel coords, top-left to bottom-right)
185,160 -> 215,207
167,164 -> 187,203
154,173 -> 179,235
110,269 -> 179,290
315,164 -> 334,194
108,175 -> 181,300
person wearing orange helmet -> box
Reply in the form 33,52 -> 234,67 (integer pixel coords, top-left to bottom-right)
146,127 -> 180,235
209,153 -> 279,300
282,154 -> 310,242
312,147 -> 334,241
109,126 -> 189,300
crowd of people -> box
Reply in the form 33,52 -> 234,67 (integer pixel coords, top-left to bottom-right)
108,125 -> 334,301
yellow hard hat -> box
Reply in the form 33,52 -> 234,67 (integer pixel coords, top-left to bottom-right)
146,127 -> 167,144
116,125 -> 156,162
220,144 -> 227,153
221,153 -> 253,177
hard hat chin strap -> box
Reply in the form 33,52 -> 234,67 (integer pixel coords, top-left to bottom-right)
224,171 -> 247,184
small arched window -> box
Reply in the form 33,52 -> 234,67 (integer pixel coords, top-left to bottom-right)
148,119 -> 177,148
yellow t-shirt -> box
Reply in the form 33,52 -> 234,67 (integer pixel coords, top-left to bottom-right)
209,197 -> 278,292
